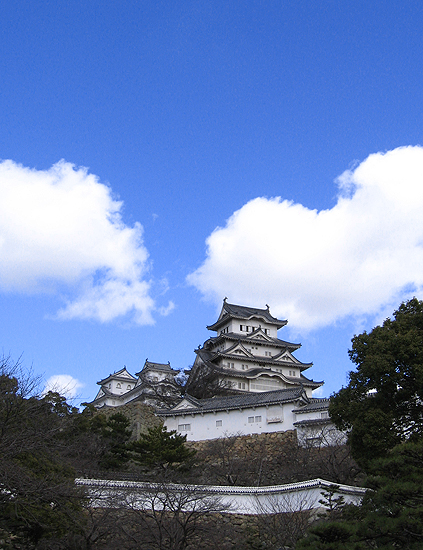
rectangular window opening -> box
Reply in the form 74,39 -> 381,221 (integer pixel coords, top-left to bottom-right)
178,424 -> 191,431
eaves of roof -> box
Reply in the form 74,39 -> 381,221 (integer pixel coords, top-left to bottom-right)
135,364 -> 178,376
90,390 -> 126,405
195,356 -> 323,388
212,350 -> 312,369
293,399 -> 330,414
90,378 -> 181,406
159,388 -> 306,416
293,418 -> 332,427
97,368 -> 137,386
204,333 -> 299,349
207,302 -> 287,331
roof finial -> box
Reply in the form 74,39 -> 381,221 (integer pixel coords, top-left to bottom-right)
266,304 -> 270,311
223,297 -> 228,303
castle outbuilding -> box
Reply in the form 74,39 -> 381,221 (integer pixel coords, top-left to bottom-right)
91,360 -> 181,409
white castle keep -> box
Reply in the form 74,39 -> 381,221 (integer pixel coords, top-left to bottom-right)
90,300 -> 342,445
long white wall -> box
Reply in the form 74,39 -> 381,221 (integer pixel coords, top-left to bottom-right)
163,402 -> 298,441
76,478 -> 366,515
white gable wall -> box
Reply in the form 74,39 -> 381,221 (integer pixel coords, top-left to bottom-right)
108,379 -> 135,395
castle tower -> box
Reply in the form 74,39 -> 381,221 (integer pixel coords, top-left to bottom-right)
186,300 -> 323,398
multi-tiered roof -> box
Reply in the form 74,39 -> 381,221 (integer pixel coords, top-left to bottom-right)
187,299 -> 323,397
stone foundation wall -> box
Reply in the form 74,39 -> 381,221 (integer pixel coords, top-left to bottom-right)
181,430 -> 302,486
96,402 -> 359,486
187,429 -> 297,458
96,401 -> 161,439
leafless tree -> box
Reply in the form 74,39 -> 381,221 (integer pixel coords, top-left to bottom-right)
116,482 -> 231,550
296,426 -> 361,485
195,431 -> 269,486
253,491 -> 314,549
185,364 -> 235,399
136,371 -> 183,409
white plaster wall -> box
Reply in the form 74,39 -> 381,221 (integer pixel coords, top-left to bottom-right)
225,319 -> 277,337
108,379 -> 134,395
77,478 -> 366,515
164,402 -> 299,441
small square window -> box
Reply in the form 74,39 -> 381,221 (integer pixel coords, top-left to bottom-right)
216,420 -> 222,427
248,416 -> 254,423
178,424 -> 191,431
255,416 -> 262,423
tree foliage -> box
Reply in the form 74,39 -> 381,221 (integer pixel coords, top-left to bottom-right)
0,356 -> 81,547
329,298 -> 423,468
95,412 -> 132,470
297,300 -> 423,549
296,439 -> 423,549
130,424 -> 196,471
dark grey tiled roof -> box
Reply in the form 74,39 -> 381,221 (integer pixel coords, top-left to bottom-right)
218,367 -> 322,388
202,331 -> 301,353
97,367 -> 137,386
293,398 -> 330,414
214,350 -> 312,369
91,386 -> 125,404
197,347 -> 312,369
135,361 -> 177,376
159,387 -> 306,416
293,418 -> 331,426
195,349 -> 322,387
207,302 -> 287,331
222,302 -> 285,324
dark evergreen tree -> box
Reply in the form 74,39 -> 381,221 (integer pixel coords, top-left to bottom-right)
297,300 -> 423,549
130,424 -> 196,471
329,298 -> 423,468
297,439 -> 423,549
0,357 -> 81,547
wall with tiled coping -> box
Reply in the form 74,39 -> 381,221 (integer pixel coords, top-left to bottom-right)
76,477 -> 365,514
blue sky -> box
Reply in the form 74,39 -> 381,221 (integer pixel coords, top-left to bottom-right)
1,1 -> 423,402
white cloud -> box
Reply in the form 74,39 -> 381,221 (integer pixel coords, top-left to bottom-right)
158,301 -> 175,316
44,374 -> 84,399
312,386 -> 325,397
0,159 -> 156,324
188,146 -> 423,330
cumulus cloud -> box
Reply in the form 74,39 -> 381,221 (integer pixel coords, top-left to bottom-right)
188,146 -> 423,330
43,374 -> 84,399
0,159 -> 157,324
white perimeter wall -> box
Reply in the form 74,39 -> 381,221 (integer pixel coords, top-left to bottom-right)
76,478 -> 366,515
